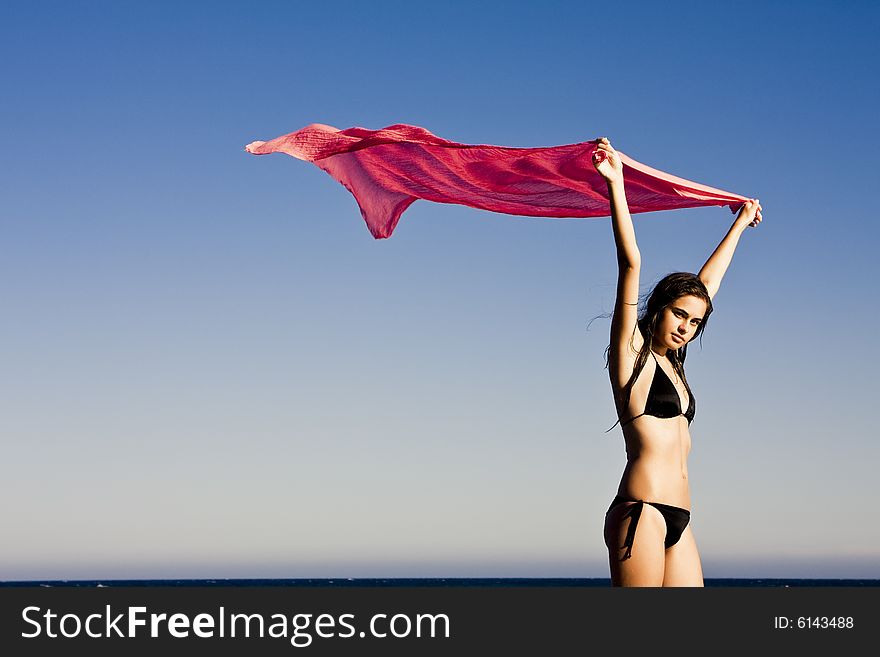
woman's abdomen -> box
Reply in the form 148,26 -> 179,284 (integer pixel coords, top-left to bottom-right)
618,421 -> 691,508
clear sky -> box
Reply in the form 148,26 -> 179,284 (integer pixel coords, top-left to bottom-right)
2,0 -> 878,580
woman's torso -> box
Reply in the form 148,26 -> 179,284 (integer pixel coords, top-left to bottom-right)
611,351 -> 693,509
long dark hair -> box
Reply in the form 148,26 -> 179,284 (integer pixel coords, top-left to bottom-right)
604,272 -> 713,432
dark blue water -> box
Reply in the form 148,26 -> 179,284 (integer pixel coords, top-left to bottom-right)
2,578 -> 878,587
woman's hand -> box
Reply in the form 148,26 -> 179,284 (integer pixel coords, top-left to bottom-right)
734,198 -> 763,230
592,137 -> 624,185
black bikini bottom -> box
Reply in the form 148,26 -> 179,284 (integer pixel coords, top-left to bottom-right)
606,495 -> 691,560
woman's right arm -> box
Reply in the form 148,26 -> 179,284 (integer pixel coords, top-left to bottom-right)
593,138 -> 644,377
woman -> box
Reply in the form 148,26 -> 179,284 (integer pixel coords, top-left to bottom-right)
592,137 -> 762,587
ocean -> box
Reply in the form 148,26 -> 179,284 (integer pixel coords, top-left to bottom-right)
2,578 -> 878,587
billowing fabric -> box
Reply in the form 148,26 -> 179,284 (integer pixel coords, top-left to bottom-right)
245,123 -> 748,239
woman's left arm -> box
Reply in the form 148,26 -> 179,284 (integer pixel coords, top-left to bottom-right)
698,199 -> 762,299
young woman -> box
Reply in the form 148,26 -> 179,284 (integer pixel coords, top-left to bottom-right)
593,137 -> 762,587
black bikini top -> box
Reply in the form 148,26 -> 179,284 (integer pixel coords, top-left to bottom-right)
618,351 -> 695,428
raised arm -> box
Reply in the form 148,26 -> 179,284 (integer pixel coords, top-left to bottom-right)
593,138 -> 644,373
697,199 -> 763,299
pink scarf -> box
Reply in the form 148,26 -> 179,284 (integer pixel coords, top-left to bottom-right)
245,123 -> 748,239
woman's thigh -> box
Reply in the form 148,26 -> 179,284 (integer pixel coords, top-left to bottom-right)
662,525 -> 704,587
604,503 -> 667,587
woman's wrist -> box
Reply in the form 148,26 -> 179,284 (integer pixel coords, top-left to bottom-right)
731,219 -> 749,234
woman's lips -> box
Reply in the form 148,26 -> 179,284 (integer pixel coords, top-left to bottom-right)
671,334 -> 684,343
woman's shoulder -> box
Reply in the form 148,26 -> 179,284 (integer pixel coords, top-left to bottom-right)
608,345 -> 654,393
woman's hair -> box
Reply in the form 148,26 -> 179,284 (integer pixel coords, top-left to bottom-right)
604,272 -> 713,431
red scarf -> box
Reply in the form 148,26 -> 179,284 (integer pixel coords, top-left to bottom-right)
246,123 -> 748,239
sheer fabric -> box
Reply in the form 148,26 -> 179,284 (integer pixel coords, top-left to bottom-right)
246,123 -> 747,239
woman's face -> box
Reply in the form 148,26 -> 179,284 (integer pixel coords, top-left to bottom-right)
654,295 -> 708,351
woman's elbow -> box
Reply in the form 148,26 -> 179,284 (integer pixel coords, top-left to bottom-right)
617,252 -> 641,270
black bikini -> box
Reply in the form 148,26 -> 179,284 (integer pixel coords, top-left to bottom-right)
619,351 -> 695,427
606,495 -> 691,559
607,351 -> 694,559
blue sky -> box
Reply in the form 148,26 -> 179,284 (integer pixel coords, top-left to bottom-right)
2,0 -> 878,580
